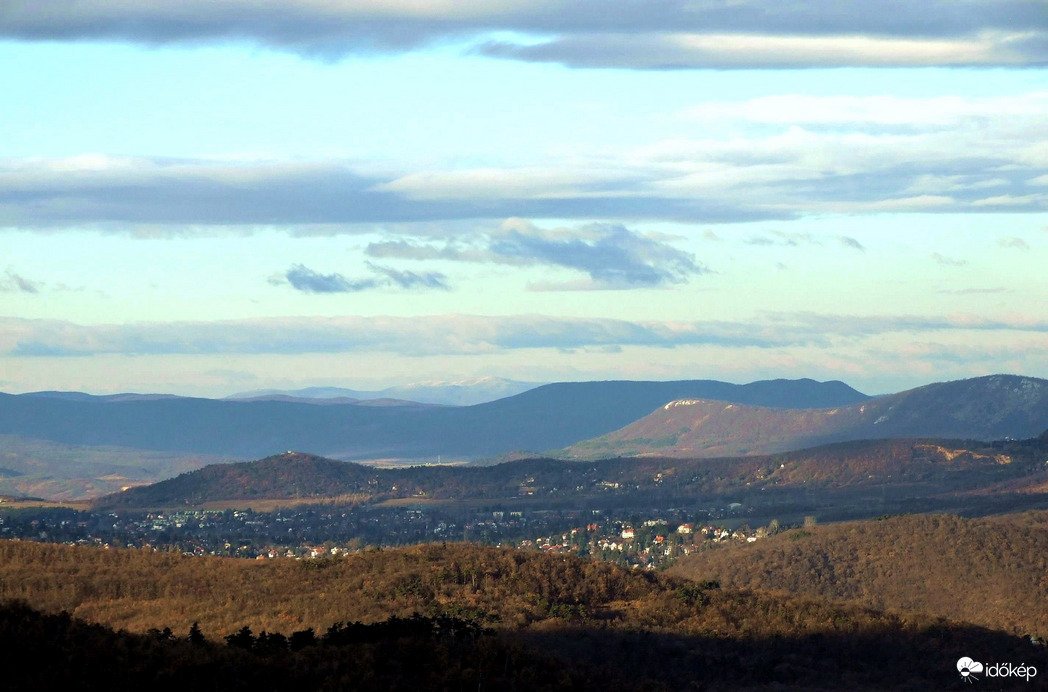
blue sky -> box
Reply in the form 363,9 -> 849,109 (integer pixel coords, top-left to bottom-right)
1,1 -> 1046,396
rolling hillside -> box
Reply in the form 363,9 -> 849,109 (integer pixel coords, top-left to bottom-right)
567,374 -> 1048,459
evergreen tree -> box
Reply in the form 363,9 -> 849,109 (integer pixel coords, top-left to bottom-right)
188,621 -> 206,645
225,625 -> 255,650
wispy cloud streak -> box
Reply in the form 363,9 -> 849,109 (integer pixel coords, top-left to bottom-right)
1,269 -> 40,294
367,220 -> 707,289
270,263 -> 449,293
281,265 -> 379,293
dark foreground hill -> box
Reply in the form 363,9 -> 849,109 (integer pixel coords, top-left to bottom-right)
568,374 -> 1048,458
1,541 -> 1042,691
0,378 -> 867,462
669,511 -> 1048,638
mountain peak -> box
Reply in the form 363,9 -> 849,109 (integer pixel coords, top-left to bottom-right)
567,375 -> 1048,459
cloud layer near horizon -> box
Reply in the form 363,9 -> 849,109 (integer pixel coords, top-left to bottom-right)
2,1 -> 1046,68
7,312 -> 1048,359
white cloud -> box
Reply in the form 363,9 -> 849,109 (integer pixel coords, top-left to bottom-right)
972,193 -> 1048,207
484,30 -> 1048,69
686,93 -> 1048,128
374,167 -> 634,200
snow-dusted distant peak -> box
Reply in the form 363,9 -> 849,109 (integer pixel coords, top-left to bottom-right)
228,377 -> 543,407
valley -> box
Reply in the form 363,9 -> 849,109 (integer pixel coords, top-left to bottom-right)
4,432 -> 1048,572
3,375 -> 1048,690
10,5 -> 1047,687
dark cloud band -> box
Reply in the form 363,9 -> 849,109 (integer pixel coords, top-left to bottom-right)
2,148 -> 1043,234
2,2 -> 1045,68
0,158 -> 782,229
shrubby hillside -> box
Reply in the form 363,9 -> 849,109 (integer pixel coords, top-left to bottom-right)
669,511 -> 1048,638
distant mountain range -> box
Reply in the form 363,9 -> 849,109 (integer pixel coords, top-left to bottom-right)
566,374 -> 1048,458
6,374 -> 1048,504
17,391 -> 183,403
20,377 -> 541,409
0,377 -> 868,462
223,394 -> 438,408
226,377 -> 541,407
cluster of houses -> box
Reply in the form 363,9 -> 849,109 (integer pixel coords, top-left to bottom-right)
3,498 -> 771,570
516,515 -> 770,569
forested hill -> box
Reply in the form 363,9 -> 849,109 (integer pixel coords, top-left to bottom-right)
0,377 -> 868,461
668,511 -> 1048,637
97,433 -> 1048,510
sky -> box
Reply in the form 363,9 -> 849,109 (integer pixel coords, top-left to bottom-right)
1,1 -> 1046,397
